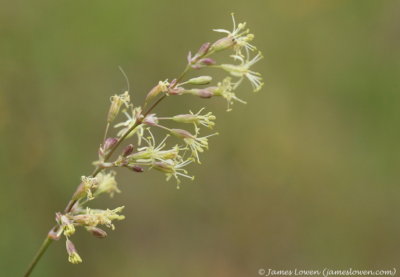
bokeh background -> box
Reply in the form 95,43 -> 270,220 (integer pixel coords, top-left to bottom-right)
1,0 -> 400,276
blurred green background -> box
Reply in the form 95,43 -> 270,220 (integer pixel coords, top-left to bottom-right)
1,0 -> 400,276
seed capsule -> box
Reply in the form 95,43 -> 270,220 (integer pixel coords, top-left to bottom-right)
87,226 -> 108,238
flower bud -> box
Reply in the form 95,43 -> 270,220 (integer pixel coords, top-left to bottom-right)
168,87 -> 185,96
198,58 -> 216,66
170,129 -> 194,139
196,42 -> 211,58
188,88 -> 214,98
197,89 -> 214,98
103,137 -> 118,152
169,79 -> 177,88
86,226 -> 108,238
188,43 -> 211,64
210,37 -> 235,52
185,76 -> 212,85
130,165 -> 144,172
122,144 -> 134,157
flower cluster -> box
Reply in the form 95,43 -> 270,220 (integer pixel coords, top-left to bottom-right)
52,174 -> 125,264
51,13 -> 263,265
172,14 -> 263,111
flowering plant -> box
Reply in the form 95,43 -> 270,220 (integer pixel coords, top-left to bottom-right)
24,13 -> 263,276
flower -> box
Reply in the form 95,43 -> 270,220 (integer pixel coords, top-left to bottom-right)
152,158 -> 194,186
70,206 -> 125,230
212,77 -> 247,111
170,128 -> 218,163
219,51 -> 264,92
81,176 -> 98,201
142,113 -> 159,126
128,130 -> 182,164
66,239 -> 82,264
68,251 -> 82,264
145,80 -> 169,104
114,107 -> 145,144
107,91 -> 131,123
48,14 -> 265,266
63,224 -> 75,237
94,171 -> 120,198
59,214 -> 75,237
183,135 -> 210,164
212,13 -> 256,56
170,108 -> 216,129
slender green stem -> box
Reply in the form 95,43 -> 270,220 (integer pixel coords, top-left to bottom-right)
24,63 -> 192,277
103,123 -> 110,144
24,237 -> 53,277
175,65 -> 191,85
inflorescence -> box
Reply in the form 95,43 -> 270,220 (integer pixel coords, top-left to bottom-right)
50,13 -> 263,264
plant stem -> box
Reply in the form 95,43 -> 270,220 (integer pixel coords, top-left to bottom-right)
24,237 -> 53,277
24,64 -> 192,277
